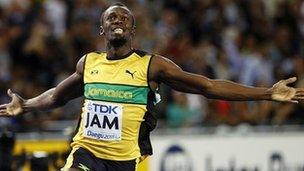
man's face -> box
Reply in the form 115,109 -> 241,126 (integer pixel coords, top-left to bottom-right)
102,6 -> 135,45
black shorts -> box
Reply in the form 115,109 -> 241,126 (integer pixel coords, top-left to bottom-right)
62,147 -> 137,171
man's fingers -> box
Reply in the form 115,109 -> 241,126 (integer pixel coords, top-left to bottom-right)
7,89 -> 13,97
292,98 -> 304,101
295,91 -> 304,97
0,109 -> 8,116
296,88 -> 304,94
0,104 -> 7,109
292,96 -> 304,101
295,94 -> 304,98
284,77 -> 297,85
288,100 -> 298,103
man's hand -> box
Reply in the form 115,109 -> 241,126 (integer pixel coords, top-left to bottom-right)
0,89 -> 25,116
271,77 -> 304,103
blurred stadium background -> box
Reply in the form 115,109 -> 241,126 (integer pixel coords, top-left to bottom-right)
0,0 -> 304,170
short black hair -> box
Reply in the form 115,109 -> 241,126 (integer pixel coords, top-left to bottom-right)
100,2 -> 136,27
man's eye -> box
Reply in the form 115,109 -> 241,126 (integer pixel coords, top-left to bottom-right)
122,17 -> 128,21
108,16 -> 115,20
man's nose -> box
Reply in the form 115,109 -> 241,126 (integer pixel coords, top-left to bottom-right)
113,17 -> 123,24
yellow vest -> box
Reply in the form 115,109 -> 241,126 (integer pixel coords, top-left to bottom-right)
71,50 -> 155,161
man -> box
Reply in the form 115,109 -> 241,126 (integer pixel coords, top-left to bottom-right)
0,3 -> 304,171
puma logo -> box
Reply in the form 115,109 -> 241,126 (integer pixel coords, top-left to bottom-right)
125,70 -> 136,79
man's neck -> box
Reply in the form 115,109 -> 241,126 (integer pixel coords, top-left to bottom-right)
106,41 -> 133,60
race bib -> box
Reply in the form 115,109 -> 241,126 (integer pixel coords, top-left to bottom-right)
83,100 -> 123,141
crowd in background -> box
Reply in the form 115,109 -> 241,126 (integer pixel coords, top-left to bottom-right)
0,0 -> 304,132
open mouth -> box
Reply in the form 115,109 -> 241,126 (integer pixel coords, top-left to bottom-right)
113,28 -> 123,34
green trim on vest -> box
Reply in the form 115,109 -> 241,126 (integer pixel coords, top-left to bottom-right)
84,83 -> 149,105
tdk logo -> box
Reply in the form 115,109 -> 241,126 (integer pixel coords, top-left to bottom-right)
85,103 -> 121,130
90,103 -> 118,114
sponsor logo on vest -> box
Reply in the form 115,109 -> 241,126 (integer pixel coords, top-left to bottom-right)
84,101 -> 122,141
86,130 -> 120,140
90,69 -> 99,75
85,112 -> 119,129
88,103 -> 118,114
125,70 -> 136,79
85,87 -> 133,99
85,103 -> 119,130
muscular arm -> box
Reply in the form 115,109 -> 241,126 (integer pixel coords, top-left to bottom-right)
23,57 -> 85,112
149,55 -> 277,101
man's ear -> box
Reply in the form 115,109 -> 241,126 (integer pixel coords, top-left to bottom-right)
99,26 -> 105,36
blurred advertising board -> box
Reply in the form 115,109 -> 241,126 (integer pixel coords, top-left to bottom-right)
150,132 -> 304,171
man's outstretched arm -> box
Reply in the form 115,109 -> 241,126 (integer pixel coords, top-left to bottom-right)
0,56 -> 85,116
149,55 -> 304,103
